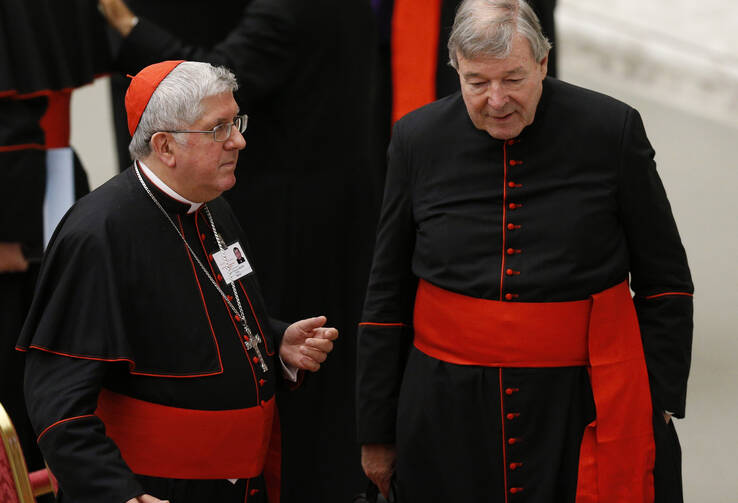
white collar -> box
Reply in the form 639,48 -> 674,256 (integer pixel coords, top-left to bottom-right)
137,161 -> 203,214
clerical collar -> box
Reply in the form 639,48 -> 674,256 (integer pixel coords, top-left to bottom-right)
137,161 -> 203,214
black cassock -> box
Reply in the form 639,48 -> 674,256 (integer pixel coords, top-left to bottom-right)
18,166 -> 288,503
109,2 -> 383,501
357,78 -> 693,502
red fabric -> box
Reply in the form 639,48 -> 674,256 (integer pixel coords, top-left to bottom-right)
39,90 -> 71,148
29,468 -> 56,496
391,0 -> 441,123
125,60 -> 184,136
0,439 -> 20,503
413,280 -> 655,503
95,389 -> 274,480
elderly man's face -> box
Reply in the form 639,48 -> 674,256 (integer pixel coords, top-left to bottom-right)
171,91 -> 246,202
457,34 -> 547,140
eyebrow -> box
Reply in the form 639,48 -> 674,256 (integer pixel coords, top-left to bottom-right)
463,67 -> 526,80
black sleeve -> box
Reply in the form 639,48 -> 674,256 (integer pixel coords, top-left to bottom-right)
356,121 -> 418,444
114,0 -> 298,110
24,351 -> 143,503
617,108 -> 694,418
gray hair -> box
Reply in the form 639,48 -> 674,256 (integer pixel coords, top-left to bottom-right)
129,61 -> 239,160
448,0 -> 551,69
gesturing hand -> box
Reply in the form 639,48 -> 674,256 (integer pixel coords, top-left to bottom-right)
279,315 -> 338,372
126,494 -> 170,503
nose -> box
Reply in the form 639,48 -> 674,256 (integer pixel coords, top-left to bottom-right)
486,83 -> 508,110
226,128 -> 247,151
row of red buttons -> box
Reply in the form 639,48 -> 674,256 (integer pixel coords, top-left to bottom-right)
504,152 -> 524,302
503,385 -> 524,495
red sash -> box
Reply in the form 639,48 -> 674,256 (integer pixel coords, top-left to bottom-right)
413,280 -> 655,503
95,389 -> 274,480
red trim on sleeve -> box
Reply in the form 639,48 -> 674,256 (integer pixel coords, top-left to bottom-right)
0,143 -> 46,152
643,292 -> 693,300
37,414 -> 96,443
357,322 -> 407,327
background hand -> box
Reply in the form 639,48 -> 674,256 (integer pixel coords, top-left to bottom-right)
98,0 -> 137,36
361,443 -> 396,498
279,315 -> 338,372
126,494 -> 170,503
0,242 -> 29,273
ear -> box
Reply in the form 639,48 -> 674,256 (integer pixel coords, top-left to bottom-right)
149,132 -> 177,168
538,53 -> 549,80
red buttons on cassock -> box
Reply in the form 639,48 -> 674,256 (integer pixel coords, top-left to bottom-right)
510,462 -> 522,470
234,315 -> 241,322
508,203 -> 522,209
507,139 -> 515,146
250,489 -> 260,496
259,379 -> 266,387
505,387 -> 519,395
504,293 -> 519,300
208,253 -> 213,261
200,233 -> 206,241
506,248 -> 522,255
510,487 -> 524,494
506,412 -> 520,420
510,159 -> 523,166
252,357 -> 260,364
227,295 -> 233,301
507,223 -> 521,230
505,269 -> 521,276
508,437 -> 519,445
508,182 -> 522,188
216,274 -> 223,282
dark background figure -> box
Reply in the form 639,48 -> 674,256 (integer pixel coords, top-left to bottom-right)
99,0 -> 383,501
0,1 -> 109,497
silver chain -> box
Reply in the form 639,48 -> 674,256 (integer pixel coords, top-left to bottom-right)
134,165 -> 268,371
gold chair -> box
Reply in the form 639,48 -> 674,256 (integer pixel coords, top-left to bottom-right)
0,401 -> 56,503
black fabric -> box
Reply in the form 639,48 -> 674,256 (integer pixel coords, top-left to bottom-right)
21,166 -> 281,503
110,2 -> 382,501
0,0 -> 110,94
357,78 -> 693,501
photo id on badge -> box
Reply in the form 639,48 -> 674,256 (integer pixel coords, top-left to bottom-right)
212,242 -> 252,284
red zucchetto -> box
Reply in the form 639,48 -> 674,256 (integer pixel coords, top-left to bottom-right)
125,60 -> 185,136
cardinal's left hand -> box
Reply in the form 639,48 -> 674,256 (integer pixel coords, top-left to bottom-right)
279,316 -> 338,372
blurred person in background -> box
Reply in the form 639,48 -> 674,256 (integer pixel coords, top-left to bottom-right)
0,3 -> 109,498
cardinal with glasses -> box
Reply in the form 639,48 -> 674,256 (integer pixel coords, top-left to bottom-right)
17,60 -> 338,503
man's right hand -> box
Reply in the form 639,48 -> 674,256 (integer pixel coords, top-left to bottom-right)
0,242 -> 28,273
126,495 -> 169,503
361,443 -> 396,498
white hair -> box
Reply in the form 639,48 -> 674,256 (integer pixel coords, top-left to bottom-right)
129,62 -> 238,160
448,0 -> 552,69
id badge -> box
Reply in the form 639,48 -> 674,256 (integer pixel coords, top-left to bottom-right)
212,241 -> 253,284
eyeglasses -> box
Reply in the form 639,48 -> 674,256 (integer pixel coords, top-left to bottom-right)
160,114 -> 248,142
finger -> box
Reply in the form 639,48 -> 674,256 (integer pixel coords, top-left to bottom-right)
311,327 -> 338,340
300,345 -> 328,363
295,315 -> 327,332
304,337 -> 334,353
297,356 -> 320,372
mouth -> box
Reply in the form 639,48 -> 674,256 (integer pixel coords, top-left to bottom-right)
490,112 -> 514,122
